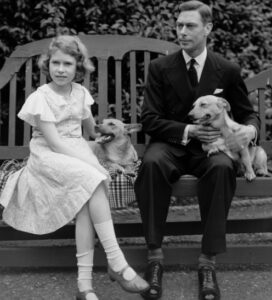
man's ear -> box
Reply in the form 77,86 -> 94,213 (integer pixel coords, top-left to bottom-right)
217,97 -> 231,112
124,123 -> 142,134
204,22 -> 213,37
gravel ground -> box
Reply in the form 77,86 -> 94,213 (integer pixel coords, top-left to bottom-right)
1,265 -> 272,300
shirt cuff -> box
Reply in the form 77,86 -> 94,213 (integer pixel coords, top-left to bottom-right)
181,125 -> 191,145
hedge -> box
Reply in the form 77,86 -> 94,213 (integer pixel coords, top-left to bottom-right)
0,0 -> 271,76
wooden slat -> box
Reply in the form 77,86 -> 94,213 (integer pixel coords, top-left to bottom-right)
0,57 -> 27,90
144,51 -> 150,82
97,58 -> 108,122
130,51 -> 137,143
0,146 -> 29,159
0,91 -> 2,143
143,52 -> 152,144
0,223 -> 75,241
40,71 -> 46,86
172,176 -> 272,197
1,217 -> 272,241
115,60 -> 122,119
2,245 -> 272,268
24,59 -> 32,145
83,71 -> 90,90
82,73 -> 91,139
245,68 -> 272,91
257,88 -> 266,142
8,76 -> 17,146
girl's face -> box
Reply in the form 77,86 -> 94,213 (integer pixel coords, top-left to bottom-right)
49,49 -> 77,88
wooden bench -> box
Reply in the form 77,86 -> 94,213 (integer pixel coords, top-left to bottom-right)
0,35 -> 272,266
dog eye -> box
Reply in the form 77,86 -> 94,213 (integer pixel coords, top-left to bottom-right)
200,103 -> 207,107
108,122 -> 116,127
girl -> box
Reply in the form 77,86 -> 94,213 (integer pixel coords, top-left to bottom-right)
0,35 -> 149,300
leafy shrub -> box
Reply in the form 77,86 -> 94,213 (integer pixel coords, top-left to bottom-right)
0,0 -> 271,75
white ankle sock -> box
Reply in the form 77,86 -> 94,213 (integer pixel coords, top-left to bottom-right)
94,219 -> 130,273
76,250 -> 94,292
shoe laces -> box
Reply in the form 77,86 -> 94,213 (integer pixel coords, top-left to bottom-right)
203,268 -> 214,289
150,263 -> 160,284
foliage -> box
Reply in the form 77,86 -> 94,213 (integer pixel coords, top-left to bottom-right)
0,0 -> 271,76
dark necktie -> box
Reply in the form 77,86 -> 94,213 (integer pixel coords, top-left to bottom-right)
188,58 -> 198,87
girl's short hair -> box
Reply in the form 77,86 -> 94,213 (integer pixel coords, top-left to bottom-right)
179,0 -> 213,24
38,35 -> 95,82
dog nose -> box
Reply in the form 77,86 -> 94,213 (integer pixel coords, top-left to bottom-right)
188,111 -> 194,119
189,115 -> 196,122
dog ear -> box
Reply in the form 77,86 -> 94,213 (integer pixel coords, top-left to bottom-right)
124,123 -> 142,134
217,97 -> 231,112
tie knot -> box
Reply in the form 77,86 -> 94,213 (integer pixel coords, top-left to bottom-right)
189,58 -> 196,68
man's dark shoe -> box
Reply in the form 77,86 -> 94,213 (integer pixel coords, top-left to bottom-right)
198,266 -> 220,300
141,261 -> 163,299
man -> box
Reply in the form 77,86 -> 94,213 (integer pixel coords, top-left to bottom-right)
135,1 -> 260,300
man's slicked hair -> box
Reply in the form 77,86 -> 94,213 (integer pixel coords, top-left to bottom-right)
179,1 -> 213,24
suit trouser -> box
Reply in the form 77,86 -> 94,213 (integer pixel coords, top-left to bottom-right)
135,142 -> 237,255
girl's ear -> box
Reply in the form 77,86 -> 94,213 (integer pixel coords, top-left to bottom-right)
124,123 -> 142,134
217,97 -> 231,112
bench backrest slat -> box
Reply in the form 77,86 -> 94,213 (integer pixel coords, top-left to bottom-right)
258,88 -> 266,142
144,51 -> 151,82
115,60 -> 122,120
8,76 -> 17,146
97,58 -> 108,122
130,51 -> 137,143
83,72 -> 90,91
40,71 -> 46,86
24,59 -> 32,145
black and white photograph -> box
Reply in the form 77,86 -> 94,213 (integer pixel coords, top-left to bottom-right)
0,1 -> 272,299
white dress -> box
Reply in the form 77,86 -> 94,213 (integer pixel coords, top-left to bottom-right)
0,83 -> 109,234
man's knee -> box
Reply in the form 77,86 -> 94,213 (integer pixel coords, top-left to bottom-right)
208,154 -> 235,174
142,150 -> 165,167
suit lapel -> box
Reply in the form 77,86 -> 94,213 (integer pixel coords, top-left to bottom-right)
195,51 -> 223,99
165,51 -> 195,104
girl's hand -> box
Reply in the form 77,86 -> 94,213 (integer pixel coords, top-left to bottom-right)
82,117 -> 98,140
189,125 -> 221,143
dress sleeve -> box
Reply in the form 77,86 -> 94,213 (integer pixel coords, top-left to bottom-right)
82,86 -> 95,119
18,90 -> 57,127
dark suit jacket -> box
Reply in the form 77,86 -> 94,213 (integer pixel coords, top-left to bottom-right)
141,49 -> 260,150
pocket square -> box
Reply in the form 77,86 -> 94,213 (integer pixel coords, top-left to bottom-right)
213,88 -> 223,94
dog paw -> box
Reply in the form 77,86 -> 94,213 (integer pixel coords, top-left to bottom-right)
255,168 -> 269,177
244,171 -> 256,181
109,163 -> 125,173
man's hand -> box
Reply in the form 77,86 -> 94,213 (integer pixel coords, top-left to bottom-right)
188,125 -> 221,143
225,125 -> 256,152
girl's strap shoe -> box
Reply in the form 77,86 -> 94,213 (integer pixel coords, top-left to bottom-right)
108,265 -> 149,293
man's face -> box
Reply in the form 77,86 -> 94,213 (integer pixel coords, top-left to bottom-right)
176,10 -> 212,57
